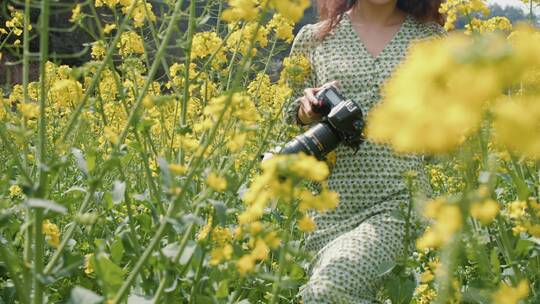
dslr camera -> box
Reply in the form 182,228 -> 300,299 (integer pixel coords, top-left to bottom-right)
263,84 -> 365,161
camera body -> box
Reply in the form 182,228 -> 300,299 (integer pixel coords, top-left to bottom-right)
263,84 -> 365,161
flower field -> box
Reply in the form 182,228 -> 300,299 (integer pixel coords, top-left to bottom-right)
0,0 -> 540,303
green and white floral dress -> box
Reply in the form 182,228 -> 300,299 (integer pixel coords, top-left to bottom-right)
282,12 -> 446,303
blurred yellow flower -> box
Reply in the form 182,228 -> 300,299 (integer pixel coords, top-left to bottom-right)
417,198 -> 462,250
470,199 -> 500,225
237,254 -> 256,275
492,280 -> 529,304
493,96 -> 540,160
169,163 -> 187,175
206,172 -> 227,192
19,102 -> 39,119
298,215 -> 316,232
222,0 -> 259,22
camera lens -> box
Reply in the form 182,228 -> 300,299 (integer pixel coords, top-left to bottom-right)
280,123 -> 340,160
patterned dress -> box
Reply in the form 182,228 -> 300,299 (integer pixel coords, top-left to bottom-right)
282,12 -> 446,303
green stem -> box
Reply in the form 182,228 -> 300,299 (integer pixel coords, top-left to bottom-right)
151,272 -> 168,304
33,0 -> 51,301
0,235 -> 30,304
270,189 -> 297,304
178,0 -> 197,165
22,0 -> 32,174
496,219 -> 522,284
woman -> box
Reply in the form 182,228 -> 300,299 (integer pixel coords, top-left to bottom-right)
283,0 -> 445,303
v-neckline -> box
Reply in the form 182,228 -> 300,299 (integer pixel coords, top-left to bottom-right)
343,12 -> 410,61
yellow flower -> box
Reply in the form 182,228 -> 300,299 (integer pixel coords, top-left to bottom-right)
419,270 -> 434,283
50,79 -> 83,109
9,185 -> 22,197
417,198 -> 462,250
492,96 -> 540,160
221,0 -> 259,22
131,1 -> 156,28
270,0 -> 311,23
526,223 -> 540,237
470,199 -> 500,225
70,4 -> 82,23
197,218 -> 212,241
264,231 -> 281,249
251,238 -> 269,261
42,219 -> 60,247
91,40 -> 107,59
366,33 -> 501,154
464,16 -> 512,35
225,22 -> 269,56
267,14 -> 294,43
298,215 -> 316,232
95,0 -> 119,8
103,24 -> 116,35
506,200 -> 527,219
287,153 -> 329,182
492,280 -> 529,304
439,0 -> 489,31
248,221 -> 264,235
210,244 -> 233,266
226,132 -> 247,152
280,54 -> 311,86
413,283 -> 436,304
104,126 -> 119,145
206,172 -> 227,192
192,31 -> 224,59
169,163 -> 187,175
117,31 -> 145,57
236,254 -> 256,275
19,102 -> 39,119
5,10 -> 24,36
84,253 -> 94,275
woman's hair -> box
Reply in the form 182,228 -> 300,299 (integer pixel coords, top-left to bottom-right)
315,0 -> 445,39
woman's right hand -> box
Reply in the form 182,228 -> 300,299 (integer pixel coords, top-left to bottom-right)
298,80 -> 341,125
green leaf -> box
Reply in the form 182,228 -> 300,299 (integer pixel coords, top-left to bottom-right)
94,253 -> 125,297
68,286 -> 103,304
112,181 -> 126,205
71,148 -> 88,175
111,238 -> 124,264
377,260 -> 396,277
127,294 -> 152,304
210,199 -> 227,226
26,198 -> 67,214
179,241 -> 197,265
490,248 -> 500,278
515,239 -> 534,256
215,280 -> 228,299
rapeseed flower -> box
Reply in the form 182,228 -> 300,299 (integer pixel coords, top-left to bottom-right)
43,219 -> 60,247
9,185 -> 22,197
492,280 -> 529,304
206,172 -> 227,192
470,199 -> 500,225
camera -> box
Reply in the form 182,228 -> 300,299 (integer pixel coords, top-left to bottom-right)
262,84 -> 365,161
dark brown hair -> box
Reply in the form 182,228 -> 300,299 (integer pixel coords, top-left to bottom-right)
315,0 -> 445,39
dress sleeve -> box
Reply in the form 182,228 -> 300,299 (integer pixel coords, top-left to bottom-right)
282,24 -> 319,126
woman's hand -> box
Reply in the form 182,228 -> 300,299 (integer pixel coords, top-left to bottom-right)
298,80 -> 341,125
